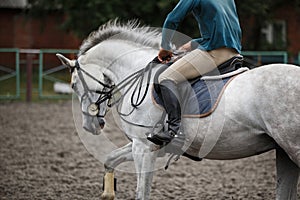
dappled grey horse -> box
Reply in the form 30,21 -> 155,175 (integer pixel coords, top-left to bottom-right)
57,21 -> 299,200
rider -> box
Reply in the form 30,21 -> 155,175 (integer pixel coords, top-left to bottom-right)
147,0 -> 242,149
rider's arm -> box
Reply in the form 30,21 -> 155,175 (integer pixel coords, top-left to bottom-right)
161,0 -> 197,50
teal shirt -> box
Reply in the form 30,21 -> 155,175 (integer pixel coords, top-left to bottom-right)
161,0 -> 242,53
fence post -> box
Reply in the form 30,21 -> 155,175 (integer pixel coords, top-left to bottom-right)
20,49 -> 40,102
16,49 -> 20,99
39,50 -> 43,98
26,54 -> 33,102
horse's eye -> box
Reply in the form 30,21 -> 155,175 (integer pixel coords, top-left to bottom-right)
71,83 -> 75,89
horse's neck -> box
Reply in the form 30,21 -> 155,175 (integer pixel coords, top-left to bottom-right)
92,40 -> 157,83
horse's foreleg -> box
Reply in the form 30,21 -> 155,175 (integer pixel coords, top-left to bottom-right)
276,147 -> 299,200
132,139 -> 158,200
101,143 -> 133,200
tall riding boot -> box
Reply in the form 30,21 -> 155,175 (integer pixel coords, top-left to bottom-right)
147,80 -> 185,147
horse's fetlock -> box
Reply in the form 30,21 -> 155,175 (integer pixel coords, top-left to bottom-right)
101,192 -> 115,200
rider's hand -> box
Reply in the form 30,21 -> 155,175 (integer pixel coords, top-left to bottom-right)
158,48 -> 173,63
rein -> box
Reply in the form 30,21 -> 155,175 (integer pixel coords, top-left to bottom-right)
114,60 -> 155,113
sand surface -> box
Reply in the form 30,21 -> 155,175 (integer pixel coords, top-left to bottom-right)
0,101 -> 299,199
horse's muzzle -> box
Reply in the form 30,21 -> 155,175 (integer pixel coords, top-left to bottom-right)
98,117 -> 106,129
82,116 -> 105,135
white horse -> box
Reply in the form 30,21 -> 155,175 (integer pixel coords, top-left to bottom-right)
57,21 -> 300,200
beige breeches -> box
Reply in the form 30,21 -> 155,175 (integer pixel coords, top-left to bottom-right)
158,47 -> 239,84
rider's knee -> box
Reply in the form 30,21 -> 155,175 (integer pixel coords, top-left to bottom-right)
158,70 -> 180,84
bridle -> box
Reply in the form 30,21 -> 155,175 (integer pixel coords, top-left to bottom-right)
73,59 -> 156,121
74,60 -> 114,118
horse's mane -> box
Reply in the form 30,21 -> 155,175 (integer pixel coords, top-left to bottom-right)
78,19 -> 160,56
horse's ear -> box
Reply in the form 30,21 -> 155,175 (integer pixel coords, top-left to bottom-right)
56,53 -> 76,70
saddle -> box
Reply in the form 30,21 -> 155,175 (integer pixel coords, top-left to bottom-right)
152,55 -> 247,118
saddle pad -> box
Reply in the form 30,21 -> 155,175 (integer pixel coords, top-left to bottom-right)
152,76 -> 236,118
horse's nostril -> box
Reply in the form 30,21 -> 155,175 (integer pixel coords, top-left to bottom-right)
97,117 -> 105,129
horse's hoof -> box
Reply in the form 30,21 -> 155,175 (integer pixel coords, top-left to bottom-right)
101,192 -> 115,200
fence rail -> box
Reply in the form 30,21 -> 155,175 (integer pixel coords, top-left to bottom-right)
0,49 -> 299,101
39,49 -> 78,99
242,51 -> 289,65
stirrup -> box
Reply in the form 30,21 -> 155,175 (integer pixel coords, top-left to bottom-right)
148,130 -> 185,152
148,127 -> 185,145
146,136 -> 169,146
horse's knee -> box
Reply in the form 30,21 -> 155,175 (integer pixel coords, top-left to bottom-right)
104,152 -> 124,171
104,143 -> 133,171
104,155 -> 115,171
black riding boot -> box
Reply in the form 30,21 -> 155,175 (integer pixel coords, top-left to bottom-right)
147,80 -> 185,147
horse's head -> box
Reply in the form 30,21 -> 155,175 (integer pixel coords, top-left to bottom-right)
56,53 -> 112,135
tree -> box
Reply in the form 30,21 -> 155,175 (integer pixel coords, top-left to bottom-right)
27,0 -> 178,38
27,0 -> 299,50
